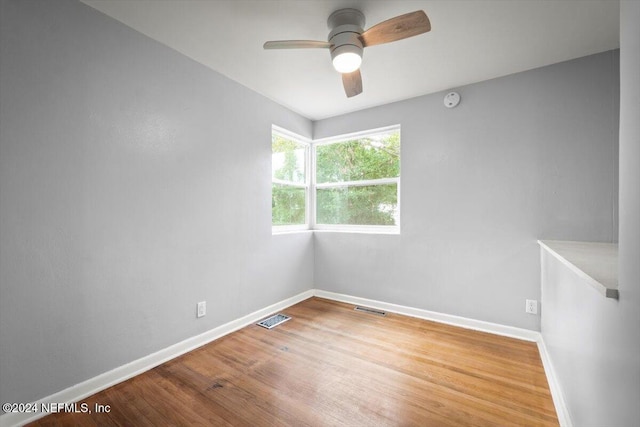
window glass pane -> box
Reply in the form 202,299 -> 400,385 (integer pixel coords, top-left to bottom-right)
272,184 -> 306,226
272,134 -> 306,184
316,184 -> 398,225
316,131 -> 399,183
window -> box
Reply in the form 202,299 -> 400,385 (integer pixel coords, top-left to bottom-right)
314,127 -> 400,232
272,125 -> 400,233
271,128 -> 309,231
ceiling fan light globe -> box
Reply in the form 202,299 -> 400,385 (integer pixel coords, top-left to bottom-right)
332,51 -> 362,73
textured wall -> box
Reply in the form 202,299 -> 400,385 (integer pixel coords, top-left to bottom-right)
0,0 -> 313,405
314,50 -> 619,331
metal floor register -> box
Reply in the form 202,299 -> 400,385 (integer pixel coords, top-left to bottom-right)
257,313 -> 291,329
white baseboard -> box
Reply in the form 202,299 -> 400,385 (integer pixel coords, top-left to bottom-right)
313,289 -> 541,342
0,289 -> 314,427
536,338 -> 573,427
1,288 -> 570,427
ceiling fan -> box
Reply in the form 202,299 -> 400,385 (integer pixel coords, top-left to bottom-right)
263,8 -> 431,98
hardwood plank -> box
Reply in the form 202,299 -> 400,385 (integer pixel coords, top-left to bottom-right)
28,297 -> 558,426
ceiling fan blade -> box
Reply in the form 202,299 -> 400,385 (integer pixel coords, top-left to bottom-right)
359,10 -> 431,48
342,69 -> 363,98
263,40 -> 331,49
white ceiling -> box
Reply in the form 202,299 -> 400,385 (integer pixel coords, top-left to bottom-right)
81,0 -> 619,121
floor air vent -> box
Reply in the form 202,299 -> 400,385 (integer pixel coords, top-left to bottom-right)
354,306 -> 387,316
257,313 -> 291,329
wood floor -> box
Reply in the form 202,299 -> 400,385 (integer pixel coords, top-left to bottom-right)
30,297 -> 558,426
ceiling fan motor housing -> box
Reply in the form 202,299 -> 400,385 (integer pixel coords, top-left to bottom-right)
327,9 -> 365,63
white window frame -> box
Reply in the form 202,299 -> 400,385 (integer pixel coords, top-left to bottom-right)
271,126 -> 311,234
271,124 -> 401,235
312,125 -> 401,234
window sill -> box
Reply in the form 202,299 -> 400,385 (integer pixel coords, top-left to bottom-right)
272,228 -> 399,236
313,228 -> 400,235
538,240 -> 618,299
272,229 -> 313,236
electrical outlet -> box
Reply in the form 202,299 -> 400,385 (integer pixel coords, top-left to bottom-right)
197,301 -> 206,318
525,299 -> 538,314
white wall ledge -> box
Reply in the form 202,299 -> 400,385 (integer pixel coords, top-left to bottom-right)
538,240 -> 619,299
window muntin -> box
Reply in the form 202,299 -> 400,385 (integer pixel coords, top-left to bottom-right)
271,129 -> 309,229
314,127 -> 400,231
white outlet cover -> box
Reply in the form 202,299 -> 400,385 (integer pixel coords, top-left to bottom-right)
525,299 -> 538,314
444,92 -> 461,108
197,301 -> 206,318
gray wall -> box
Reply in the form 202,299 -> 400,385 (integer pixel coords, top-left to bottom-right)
314,50 -> 619,331
0,0 -> 630,417
0,0 -> 313,405
617,0 -> 640,423
541,2 -> 640,426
